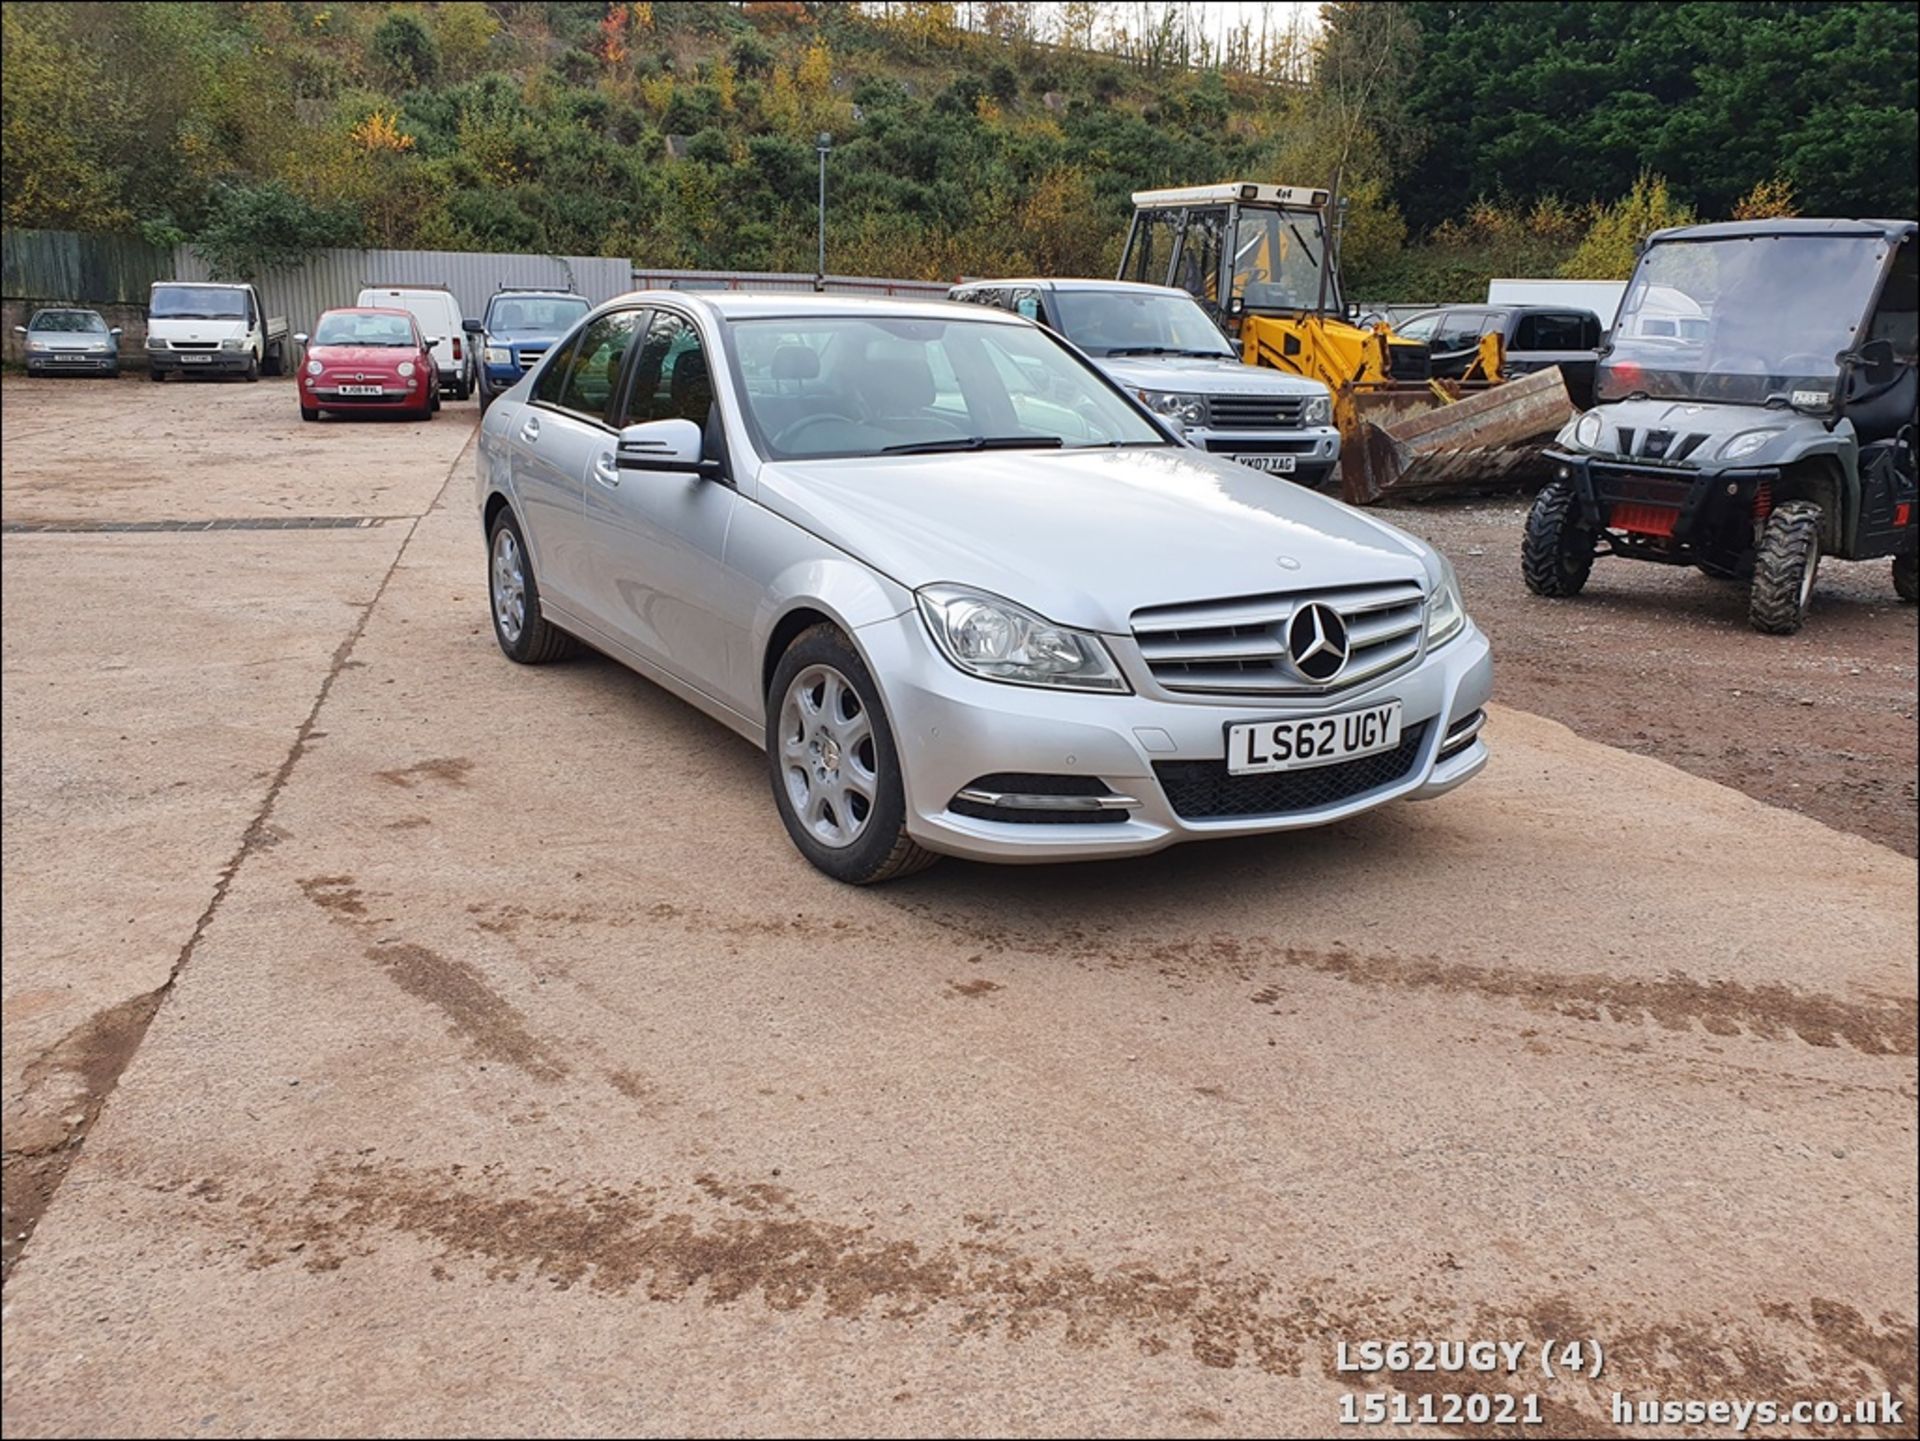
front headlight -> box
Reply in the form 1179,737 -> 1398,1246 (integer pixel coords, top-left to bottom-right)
917,584 -> 1129,693
306,359 -> 323,376
26,339 -> 47,352
484,346 -> 510,365
1570,411 -> 1604,450
146,337 -> 166,350
220,338 -> 245,351
1136,389 -> 1207,427
1425,561 -> 1467,648
1302,394 -> 1332,426
1718,429 -> 1782,461
397,361 -> 416,378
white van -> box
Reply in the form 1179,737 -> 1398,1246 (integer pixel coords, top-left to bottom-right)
356,286 -> 470,399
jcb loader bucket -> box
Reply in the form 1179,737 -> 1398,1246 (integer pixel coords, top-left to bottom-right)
1340,366 -> 1576,506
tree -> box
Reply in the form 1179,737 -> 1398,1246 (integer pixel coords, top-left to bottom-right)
192,181 -> 358,279
372,12 -> 441,89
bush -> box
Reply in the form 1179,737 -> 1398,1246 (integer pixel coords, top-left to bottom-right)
193,181 -> 359,279
1561,174 -> 1695,281
371,12 -> 440,89
685,127 -> 732,165
729,31 -> 776,78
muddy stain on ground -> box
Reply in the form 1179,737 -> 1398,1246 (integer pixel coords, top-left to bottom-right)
221,1157 -> 1917,1426
366,942 -> 568,1082
3,987 -> 166,1281
375,756 -> 474,790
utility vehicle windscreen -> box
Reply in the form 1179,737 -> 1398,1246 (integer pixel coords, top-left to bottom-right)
150,286 -> 248,320
1231,207 -> 1338,313
1600,235 -> 1888,405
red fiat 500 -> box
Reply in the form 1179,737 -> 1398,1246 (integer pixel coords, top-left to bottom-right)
296,307 -> 440,421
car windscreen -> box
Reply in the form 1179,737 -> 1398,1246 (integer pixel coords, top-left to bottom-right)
150,286 -> 248,320
1048,289 -> 1235,358
1230,207 -> 1338,313
31,310 -> 107,333
313,313 -> 415,347
730,316 -> 1168,460
487,297 -> 589,332
1600,235 -> 1888,404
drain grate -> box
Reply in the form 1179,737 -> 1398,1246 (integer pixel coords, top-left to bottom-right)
2,516 -> 401,534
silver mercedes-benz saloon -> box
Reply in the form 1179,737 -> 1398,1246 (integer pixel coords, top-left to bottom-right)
476,292 -> 1491,883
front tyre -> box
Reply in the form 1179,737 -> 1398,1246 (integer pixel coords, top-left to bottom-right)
242,352 -> 260,382
487,510 -> 580,664
1749,501 -> 1821,634
1895,554 -> 1918,603
1522,479 -> 1595,597
766,625 -> 939,885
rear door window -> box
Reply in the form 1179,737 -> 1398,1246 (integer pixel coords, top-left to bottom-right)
1432,311 -> 1487,353
1514,312 -> 1591,351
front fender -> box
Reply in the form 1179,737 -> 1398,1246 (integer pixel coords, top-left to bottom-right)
753,555 -> 914,690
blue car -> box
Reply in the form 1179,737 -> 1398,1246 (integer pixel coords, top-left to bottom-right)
466,289 -> 593,409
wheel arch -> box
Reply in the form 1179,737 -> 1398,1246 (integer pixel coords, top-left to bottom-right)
755,560 -> 912,709
1775,454 -> 1853,556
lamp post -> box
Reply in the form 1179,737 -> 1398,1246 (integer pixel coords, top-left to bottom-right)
815,132 -> 832,293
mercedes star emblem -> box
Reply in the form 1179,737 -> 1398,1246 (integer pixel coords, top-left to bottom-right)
1287,603 -> 1350,682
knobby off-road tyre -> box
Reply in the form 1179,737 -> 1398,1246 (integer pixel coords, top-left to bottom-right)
766,624 -> 940,886
487,509 -> 580,665
1749,501 -> 1822,635
1522,480 -> 1595,597
1894,553 -> 1918,603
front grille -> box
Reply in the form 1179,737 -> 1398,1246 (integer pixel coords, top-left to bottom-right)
949,773 -> 1131,826
1131,580 -> 1426,697
1155,723 -> 1428,821
516,348 -> 546,371
1200,437 -> 1315,455
1610,428 -> 1708,466
1208,394 -> 1306,429
169,341 -> 219,351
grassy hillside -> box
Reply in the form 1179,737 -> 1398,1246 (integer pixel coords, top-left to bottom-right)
3,2 -> 1913,300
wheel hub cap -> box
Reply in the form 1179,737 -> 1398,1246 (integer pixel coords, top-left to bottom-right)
779,665 -> 878,850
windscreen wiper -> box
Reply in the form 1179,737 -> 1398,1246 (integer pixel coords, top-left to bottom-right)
880,435 -> 1064,455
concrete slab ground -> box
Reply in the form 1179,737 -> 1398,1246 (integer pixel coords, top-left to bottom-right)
1,377 -> 1913,1437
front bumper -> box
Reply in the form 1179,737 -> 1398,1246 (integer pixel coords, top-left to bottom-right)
303,380 -> 427,409
1545,449 -> 1776,551
857,608 -> 1492,863
148,349 -> 251,375
26,351 -> 117,372
1188,423 -> 1343,487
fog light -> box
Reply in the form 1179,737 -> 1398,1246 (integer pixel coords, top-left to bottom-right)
406,378 -> 418,389
1557,465 -> 1571,481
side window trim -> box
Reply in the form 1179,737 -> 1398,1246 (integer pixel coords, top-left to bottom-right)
608,307 -> 658,428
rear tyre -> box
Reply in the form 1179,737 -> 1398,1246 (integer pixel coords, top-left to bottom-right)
766,625 -> 940,886
1521,480 -> 1594,597
1894,553 -> 1918,603
1748,501 -> 1821,635
487,509 -> 579,665
263,342 -> 282,377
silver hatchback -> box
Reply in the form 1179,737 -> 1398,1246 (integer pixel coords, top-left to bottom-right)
477,293 -> 1491,883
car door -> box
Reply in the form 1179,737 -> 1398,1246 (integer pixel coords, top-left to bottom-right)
584,306 -> 749,707
508,309 -> 645,620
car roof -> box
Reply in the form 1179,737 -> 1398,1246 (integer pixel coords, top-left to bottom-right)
949,277 -> 1191,297
489,289 -> 582,300
1647,217 -> 1916,244
320,306 -> 415,319
607,290 -> 1030,325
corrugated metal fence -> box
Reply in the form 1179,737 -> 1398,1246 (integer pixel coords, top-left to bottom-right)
4,230 -> 958,332
2,229 -> 175,304
168,246 -> 635,334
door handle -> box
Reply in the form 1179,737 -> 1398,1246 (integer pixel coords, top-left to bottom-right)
591,452 -> 620,488
519,415 -> 540,443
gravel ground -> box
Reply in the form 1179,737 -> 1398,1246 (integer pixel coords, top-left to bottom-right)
2,378 -> 1914,1436
1387,496 -> 1918,856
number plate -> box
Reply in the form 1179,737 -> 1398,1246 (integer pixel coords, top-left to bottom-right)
180,354 -> 212,363
1234,453 -> 1296,473
334,384 -> 383,396
1227,701 -> 1402,775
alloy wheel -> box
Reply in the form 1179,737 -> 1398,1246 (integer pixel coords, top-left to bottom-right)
778,664 -> 878,849
491,527 -> 526,645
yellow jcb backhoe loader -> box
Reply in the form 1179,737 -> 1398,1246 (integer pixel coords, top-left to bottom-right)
1119,183 -> 1575,503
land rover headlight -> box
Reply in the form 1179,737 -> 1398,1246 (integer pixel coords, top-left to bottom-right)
484,346 -> 510,364
918,585 -> 1129,693
1570,411 -> 1604,450
1718,428 -> 1782,461
1137,389 -> 1207,427
1425,561 -> 1467,648
1302,394 -> 1332,426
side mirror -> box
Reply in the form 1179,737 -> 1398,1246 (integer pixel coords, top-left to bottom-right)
293,333 -> 309,346
616,417 -> 721,478
11,326 -> 25,336
1227,296 -> 1246,317
110,327 -> 123,337
424,336 -> 443,348
462,318 -> 484,335
1843,337 -> 1898,383
1344,301 -> 1361,320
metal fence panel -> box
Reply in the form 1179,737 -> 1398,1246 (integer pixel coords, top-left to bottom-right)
2,229 -> 174,303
